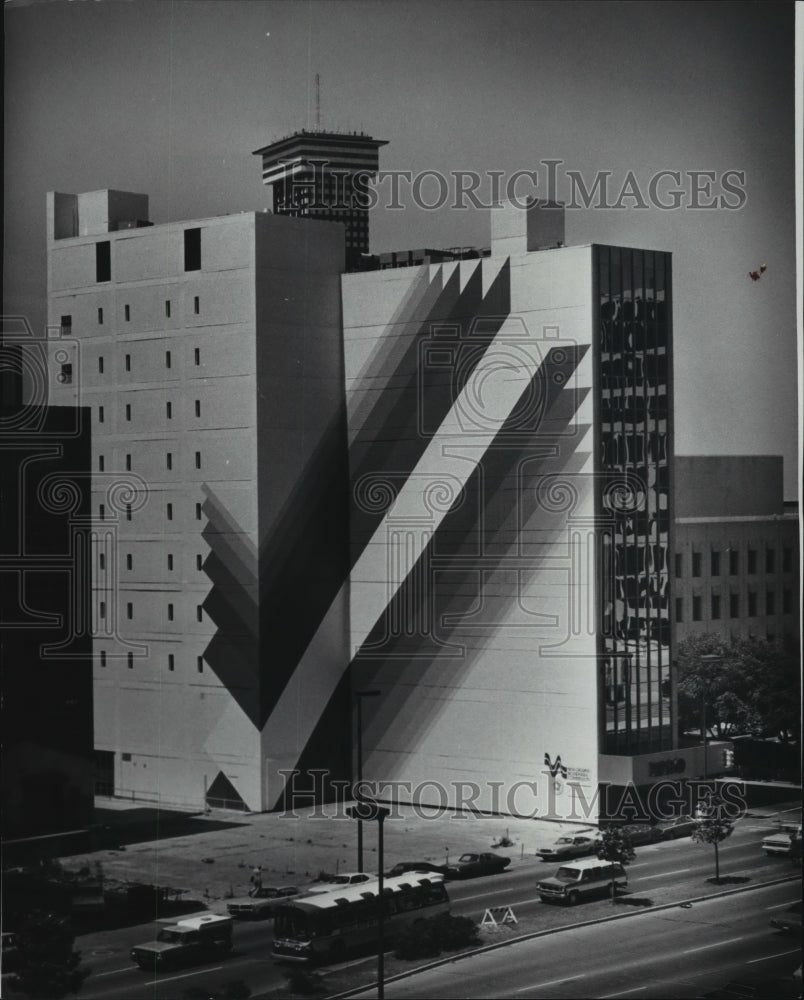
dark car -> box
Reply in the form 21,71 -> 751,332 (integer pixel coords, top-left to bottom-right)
655,815 -> 698,840
386,862 -> 446,878
441,853 -> 511,879
769,901 -> 801,934
618,824 -> 663,846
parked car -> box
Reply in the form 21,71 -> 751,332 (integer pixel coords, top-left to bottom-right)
769,901 -> 801,934
655,815 -> 698,840
617,824 -> 663,846
305,872 -> 374,894
762,824 -> 801,857
441,853 -> 510,879
536,834 -> 598,861
385,862 -> 446,878
227,885 -> 299,919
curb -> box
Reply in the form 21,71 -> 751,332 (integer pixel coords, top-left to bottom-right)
325,874 -> 801,999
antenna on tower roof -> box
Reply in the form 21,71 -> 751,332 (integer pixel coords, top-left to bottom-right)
315,73 -> 321,130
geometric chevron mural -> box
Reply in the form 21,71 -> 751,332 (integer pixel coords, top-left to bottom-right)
47,187 -> 674,818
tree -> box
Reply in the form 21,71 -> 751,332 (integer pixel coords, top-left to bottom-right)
676,634 -> 801,741
691,799 -> 734,882
12,910 -> 89,999
596,826 -> 635,905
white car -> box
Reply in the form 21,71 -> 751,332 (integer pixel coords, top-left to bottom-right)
305,872 -> 374,894
536,835 -> 598,861
227,885 -> 299,918
762,824 -> 801,857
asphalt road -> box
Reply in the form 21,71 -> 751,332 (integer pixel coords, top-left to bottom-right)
72,819 -> 800,999
353,881 -> 801,999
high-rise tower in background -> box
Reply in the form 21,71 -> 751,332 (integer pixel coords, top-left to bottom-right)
253,130 -> 387,270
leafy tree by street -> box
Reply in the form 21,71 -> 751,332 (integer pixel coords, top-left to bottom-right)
691,800 -> 735,882
10,910 -> 89,999
596,826 -> 636,905
676,633 -> 800,741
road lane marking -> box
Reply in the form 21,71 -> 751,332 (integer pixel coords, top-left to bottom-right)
746,949 -> 801,964
515,975 -> 582,992
638,868 -> 691,880
600,986 -> 648,997
682,936 -> 744,954
93,968 -> 133,978
765,900 -> 800,909
146,965 -> 224,985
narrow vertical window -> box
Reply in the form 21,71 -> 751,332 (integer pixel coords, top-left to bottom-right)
125,354 -> 131,372
127,602 -> 133,620
710,551 -> 720,576
166,401 -> 172,419
167,503 -> 173,521
99,504 -> 105,521
124,304 -> 131,322
196,502 -> 202,521
125,404 -> 131,421
99,405 -> 104,423
96,241 -> 111,282
98,455 -> 105,472
167,554 -> 174,571
765,548 -> 775,574
184,228 -> 201,271
166,350 -> 171,369
729,550 -> 739,575
98,307 -> 104,324
730,592 -> 739,618
197,656 -> 204,674
59,363 -> 73,384
748,591 -> 757,616
100,601 -> 106,618
196,554 -> 203,571
194,347 -> 200,365
126,553 -> 132,571
675,597 -> 683,622
197,605 -> 203,623
691,552 -> 701,578
747,549 -> 757,574
98,356 -> 104,374
166,453 -> 172,471
99,553 -> 105,571
100,650 -> 107,668
195,452 -> 201,470
126,503 -> 131,522
766,590 -> 775,615
168,603 -> 174,622
194,296 -> 200,315
195,399 -> 201,417
165,300 -> 171,319
125,454 -> 131,471
711,594 -> 721,620
127,652 -> 134,669
60,315 -> 72,336
168,654 -> 175,672
692,595 -> 702,621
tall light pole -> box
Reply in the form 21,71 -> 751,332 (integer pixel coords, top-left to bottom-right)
347,802 -> 390,1000
354,689 -> 380,873
699,654 -> 722,784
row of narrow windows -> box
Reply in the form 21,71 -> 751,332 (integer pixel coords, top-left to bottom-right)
98,501 -> 204,521
99,650 -> 204,673
64,349 -> 203,390
61,295 -> 199,333
98,602 -> 206,623
97,553 -> 205,572
93,229 -> 201,284
676,588 -> 794,621
676,548 -> 794,577
97,392 -> 202,424
99,451 -> 202,472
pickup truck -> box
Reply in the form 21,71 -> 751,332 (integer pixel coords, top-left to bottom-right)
130,913 -> 232,971
227,885 -> 299,919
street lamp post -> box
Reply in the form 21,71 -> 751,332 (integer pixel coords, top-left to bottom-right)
347,802 -> 390,1000
699,654 -> 722,786
354,690 -> 380,873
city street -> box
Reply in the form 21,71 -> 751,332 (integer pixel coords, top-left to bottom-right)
70,816 -> 800,999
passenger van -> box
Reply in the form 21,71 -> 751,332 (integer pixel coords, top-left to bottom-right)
537,858 -> 628,905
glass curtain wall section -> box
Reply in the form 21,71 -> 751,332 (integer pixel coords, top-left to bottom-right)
595,245 -> 672,755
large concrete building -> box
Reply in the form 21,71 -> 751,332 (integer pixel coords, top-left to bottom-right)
45,182 -> 734,820
673,455 -> 799,645
46,190 -> 350,811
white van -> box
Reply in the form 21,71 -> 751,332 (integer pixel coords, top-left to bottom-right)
537,857 -> 628,905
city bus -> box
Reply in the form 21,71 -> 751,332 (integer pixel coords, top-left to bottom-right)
271,872 -> 449,964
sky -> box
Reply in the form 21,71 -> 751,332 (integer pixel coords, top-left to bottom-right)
4,0 -> 800,498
